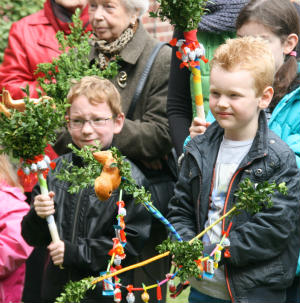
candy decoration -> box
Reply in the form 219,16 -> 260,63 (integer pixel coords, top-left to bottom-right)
169,281 -> 190,298
168,280 -> 176,293
114,255 -> 122,267
224,249 -> 231,258
101,272 -> 114,296
141,290 -> 150,303
114,286 -> 122,302
156,284 -> 162,301
126,292 -> 135,303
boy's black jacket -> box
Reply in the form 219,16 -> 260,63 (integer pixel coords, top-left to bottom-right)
168,111 -> 300,303
21,153 -> 152,303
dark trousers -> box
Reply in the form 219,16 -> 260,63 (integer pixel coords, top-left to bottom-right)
286,276 -> 300,303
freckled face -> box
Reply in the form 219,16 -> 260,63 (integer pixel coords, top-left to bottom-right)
67,95 -> 124,149
209,66 -> 263,141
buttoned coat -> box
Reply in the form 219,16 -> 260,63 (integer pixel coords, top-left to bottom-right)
90,23 -> 173,161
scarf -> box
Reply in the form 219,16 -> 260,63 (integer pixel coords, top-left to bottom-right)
90,26 -> 135,70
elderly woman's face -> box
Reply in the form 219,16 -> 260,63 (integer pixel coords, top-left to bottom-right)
88,0 -> 137,42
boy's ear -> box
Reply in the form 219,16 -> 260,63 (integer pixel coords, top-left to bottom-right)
258,86 -> 274,110
113,113 -> 125,135
283,33 -> 298,55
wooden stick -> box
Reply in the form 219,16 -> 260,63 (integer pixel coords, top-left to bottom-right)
92,252 -> 170,284
92,206 -> 237,284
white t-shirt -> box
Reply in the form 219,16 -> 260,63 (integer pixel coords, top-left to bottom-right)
190,137 -> 253,300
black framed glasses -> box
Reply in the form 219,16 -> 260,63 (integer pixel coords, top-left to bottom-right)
68,116 -> 114,129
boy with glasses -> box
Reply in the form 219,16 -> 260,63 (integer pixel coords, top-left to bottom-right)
21,76 -> 152,303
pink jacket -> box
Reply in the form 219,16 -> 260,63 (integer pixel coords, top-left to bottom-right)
0,181 -> 33,303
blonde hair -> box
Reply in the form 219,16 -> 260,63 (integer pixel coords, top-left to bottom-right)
210,36 -> 275,96
0,153 -> 23,190
67,76 -> 122,116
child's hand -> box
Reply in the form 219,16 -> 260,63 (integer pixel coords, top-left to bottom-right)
189,117 -> 211,138
33,191 -> 55,219
48,240 -> 65,266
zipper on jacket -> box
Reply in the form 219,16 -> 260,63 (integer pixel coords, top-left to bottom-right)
68,189 -> 84,282
222,167 -> 243,303
196,174 -> 202,234
71,189 -> 84,243
225,265 -> 234,302
222,163 -> 254,303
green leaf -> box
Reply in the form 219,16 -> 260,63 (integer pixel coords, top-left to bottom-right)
0,94 -> 66,161
150,0 -> 209,31
233,178 -> 288,216
157,238 -> 203,282
55,276 -> 96,303
36,9 -> 119,106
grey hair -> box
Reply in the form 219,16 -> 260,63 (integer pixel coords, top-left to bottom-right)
122,0 -> 149,17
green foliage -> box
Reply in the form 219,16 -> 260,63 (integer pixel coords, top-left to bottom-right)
55,143 -> 103,193
0,0 -> 44,63
55,276 -> 96,303
110,147 -> 152,205
234,178 -> 287,215
157,178 -> 287,283
150,0 -> 209,31
36,9 -> 119,105
157,238 -> 203,282
0,85 -> 66,160
56,144 -> 152,205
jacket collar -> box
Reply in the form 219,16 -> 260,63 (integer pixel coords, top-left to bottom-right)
0,180 -> 26,201
187,111 -> 269,167
269,86 -> 300,124
89,22 -> 148,65
28,0 -> 91,34
119,22 -> 149,65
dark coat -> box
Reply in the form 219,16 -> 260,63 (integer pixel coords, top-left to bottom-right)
21,152 -> 152,303
167,112 -> 300,303
90,23 -> 173,161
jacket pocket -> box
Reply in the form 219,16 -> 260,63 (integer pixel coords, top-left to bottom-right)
231,257 -> 285,290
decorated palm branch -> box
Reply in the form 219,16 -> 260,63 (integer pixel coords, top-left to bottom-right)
0,9 -> 119,260
0,87 -> 67,245
150,0 -> 209,120
54,143 -> 287,303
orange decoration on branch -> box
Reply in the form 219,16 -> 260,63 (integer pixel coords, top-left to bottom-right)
1,90 -> 53,112
93,151 -> 121,201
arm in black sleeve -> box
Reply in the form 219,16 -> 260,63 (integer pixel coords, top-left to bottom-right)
62,194 -> 152,272
21,184 -> 52,247
167,29 -> 193,157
